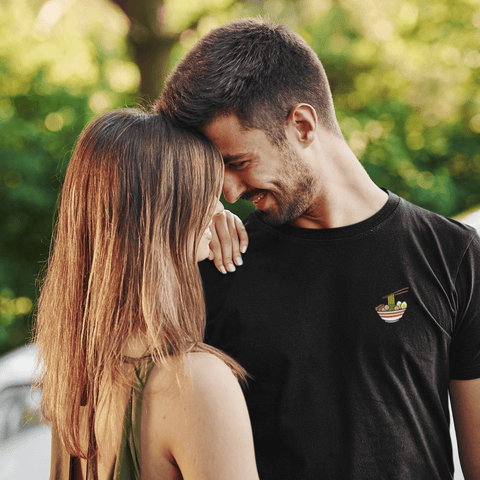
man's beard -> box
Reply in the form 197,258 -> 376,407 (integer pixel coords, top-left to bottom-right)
258,148 -> 316,226
259,177 -> 314,226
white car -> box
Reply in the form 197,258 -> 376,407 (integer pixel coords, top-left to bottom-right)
0,344 -> 51,480
461,208 -> 480,233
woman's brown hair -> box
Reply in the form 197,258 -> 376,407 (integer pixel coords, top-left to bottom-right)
34,109 -> 246,458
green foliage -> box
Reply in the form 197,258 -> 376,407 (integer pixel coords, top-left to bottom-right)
0,0 -> 137,355
2,0 -> 480,355
302,0 -> 480,216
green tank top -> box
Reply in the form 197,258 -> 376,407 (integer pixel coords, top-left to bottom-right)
50,356 -> 155,480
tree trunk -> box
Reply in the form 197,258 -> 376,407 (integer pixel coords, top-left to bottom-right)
109,0 -> 178,104
109,0 -> 271,104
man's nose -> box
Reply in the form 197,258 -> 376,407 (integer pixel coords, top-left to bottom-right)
223,170 -> 245,204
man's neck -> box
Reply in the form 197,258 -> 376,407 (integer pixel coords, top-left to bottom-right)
289,135 -> 388,230
290,182 -> 388,229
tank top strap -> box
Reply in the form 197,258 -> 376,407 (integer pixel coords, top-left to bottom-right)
112,356 -> 155,480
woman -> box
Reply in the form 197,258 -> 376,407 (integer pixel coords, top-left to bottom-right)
34,109 -> 259,479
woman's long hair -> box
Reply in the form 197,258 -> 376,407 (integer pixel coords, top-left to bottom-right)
34,109 -> 246,458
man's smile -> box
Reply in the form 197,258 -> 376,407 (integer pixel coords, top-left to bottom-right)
252,192 -> 266,206
241,189 -> 269,209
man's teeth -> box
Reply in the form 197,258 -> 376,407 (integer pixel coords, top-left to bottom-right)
253,192 -> 266,205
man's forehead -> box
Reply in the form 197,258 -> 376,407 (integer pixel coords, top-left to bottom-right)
201,113 -> 274,166
201,112 -> 246,133
201,115 -> 247,148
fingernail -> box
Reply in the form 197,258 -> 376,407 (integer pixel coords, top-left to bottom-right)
236,257 -> 243,266
220,266 -> 227,274
227,264 -> 236,273
241,246 -> 247,253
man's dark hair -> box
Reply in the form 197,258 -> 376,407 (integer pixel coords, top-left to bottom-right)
155,17 -> 341,145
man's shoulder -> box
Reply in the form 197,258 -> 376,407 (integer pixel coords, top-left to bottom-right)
396,194 -> 477,241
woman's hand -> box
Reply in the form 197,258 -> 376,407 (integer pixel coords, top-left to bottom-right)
208,210 -> 249,274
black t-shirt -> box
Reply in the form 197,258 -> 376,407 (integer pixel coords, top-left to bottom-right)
199,191 -> 480,479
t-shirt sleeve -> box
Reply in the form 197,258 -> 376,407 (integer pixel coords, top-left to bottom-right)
450,230 -> 480,380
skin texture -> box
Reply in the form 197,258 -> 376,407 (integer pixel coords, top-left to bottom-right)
140,353 -> 258,480
202,114 -> 319,228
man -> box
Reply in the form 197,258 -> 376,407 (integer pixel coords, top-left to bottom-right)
156,18 -> 480,479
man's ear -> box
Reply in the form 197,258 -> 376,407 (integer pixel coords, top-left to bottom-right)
286,104 -> 317,147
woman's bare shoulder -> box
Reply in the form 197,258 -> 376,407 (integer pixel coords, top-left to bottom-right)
186,351 -> 239,389
144,352 -> 236,394
142,352 -> 258,479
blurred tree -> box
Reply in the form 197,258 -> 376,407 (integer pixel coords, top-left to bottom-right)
108,0 -> 177,103
303,0 -> 480,215
0,0 -> 137,354
107,0 -> 267,103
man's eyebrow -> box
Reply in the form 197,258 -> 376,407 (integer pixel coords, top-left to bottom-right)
222,153 -> 246,164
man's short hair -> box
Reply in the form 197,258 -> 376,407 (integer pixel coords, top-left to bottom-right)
156,17 -> 341,145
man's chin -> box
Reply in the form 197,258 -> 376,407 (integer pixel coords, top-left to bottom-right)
259,208 -> 290,226
259,202 -> 305,226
